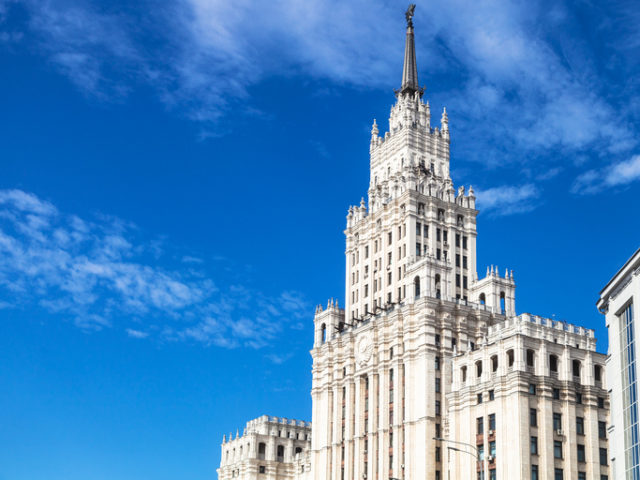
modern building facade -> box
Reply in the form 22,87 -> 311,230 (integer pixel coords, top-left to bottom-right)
219,6 -> 610,480
598,248 -> 640,480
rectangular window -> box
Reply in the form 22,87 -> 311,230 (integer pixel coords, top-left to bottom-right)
489,441 -> 496,457
455,233 -> 460,247
554,469 -> 563,480
443,231 -> 448,243
488,390 -> 494,401
259,466 -> 266,474
435,356 -> 440,371
456,274 -> 461,287
489,414 -> 496,431
388,232 -> 392,243
553,388 -> 560,400
530,436 -> 538,455
619,302 -> 638,473
576,417 -> 584,435
437,249 -> 441,260
531,465 -> 538,480
436,423 -> 441,437
435,378 -> 441,393
598,421 -> 606,439
577,444 -> 585,462
554,440 -> 563,459
456,254 -> 460,267
416,243 -> 421,257
416,222 -> 421,236
463,256 -> 468,269
477,417 -> 484,435
529,384 -> 536,395
530,408 -> 537,427
463,236 -> 468,249
365,246 -> 369,258
578,473 -> 586,480
435,446 -> 440,462
576,392 -> 582,404
436,228 -> 441,241
599,447 -> 607,465
463,276 -> 468,289
553,413 -> 562,430
477,393 -> 483,404
424,225 -> 428,237
435,400 -> 441,416
435,334 -> 441,346
388,252 -> 392,265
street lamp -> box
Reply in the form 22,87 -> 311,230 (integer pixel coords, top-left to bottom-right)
433,437 -> 485,480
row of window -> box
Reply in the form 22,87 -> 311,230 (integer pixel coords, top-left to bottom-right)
531,467 -> 608,480
461,349 -> 603,383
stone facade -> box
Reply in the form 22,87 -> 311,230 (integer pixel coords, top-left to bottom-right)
218,416 -> 311,480
218,6 -> 610,480
598,248 -> 640,480
448,314 -> 609,479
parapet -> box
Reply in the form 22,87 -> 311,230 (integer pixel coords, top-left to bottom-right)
488,313 -> 596,350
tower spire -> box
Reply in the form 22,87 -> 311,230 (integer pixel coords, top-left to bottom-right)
398,4 -> 423,97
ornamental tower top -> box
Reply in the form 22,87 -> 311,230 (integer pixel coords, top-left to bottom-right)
398,4 -> 423,97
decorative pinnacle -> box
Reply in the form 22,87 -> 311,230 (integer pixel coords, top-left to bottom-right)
371,119 -> 379,136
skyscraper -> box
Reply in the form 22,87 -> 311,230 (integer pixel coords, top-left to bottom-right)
220,6 -> 610,480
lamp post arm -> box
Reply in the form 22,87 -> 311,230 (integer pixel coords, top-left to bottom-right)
433,437 -> 481,460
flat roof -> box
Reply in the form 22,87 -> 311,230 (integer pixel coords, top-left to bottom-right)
598,246 -> 640,299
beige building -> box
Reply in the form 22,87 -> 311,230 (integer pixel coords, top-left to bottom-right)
598,248 -> 640,480
218,5 -> 610,480
217,416 -> 311,480
448,314 -> 609,480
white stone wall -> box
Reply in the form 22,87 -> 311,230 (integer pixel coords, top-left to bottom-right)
217,416 -> 311,480
448,315 -> 609,480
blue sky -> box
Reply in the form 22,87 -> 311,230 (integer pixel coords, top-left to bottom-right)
0,0 -> 638,479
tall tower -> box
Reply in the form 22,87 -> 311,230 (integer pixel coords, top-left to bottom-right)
310,6 -> 515,480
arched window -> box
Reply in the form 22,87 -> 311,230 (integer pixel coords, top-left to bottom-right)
295,447 -> 302,455
476,360 -> 483,378
507,349 -> 514,368
461,366 -> 467,382
500,291 -> 506,314
414,276 -> 421,299
594,365 -> 602,382
491,355 -> 498,372
435,274 -> 441,299
526,349 -> 535,368
479,293 -> 486,305
258,442 -> 266,460
550,355 -> 558,373
321,324 -> 326,343
573,360 -> 581,379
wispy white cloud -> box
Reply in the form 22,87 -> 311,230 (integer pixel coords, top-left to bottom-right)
0,188 -> 310,348
126,328 -> 149,339
475,184 -> 540,216
2,0 -> 634,156
571,155 -> 640,194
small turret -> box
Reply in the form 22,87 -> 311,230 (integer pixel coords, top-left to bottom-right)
441,107 -> 449,139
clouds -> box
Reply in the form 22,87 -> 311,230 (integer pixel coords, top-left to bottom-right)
1,0 -> 638,206
2,0 -> 633,151
475,184 -> 539,216
0,189 -> 310,351
572,155 -> 640,195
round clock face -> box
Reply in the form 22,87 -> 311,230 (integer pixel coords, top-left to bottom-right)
356,335 -> 374,367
